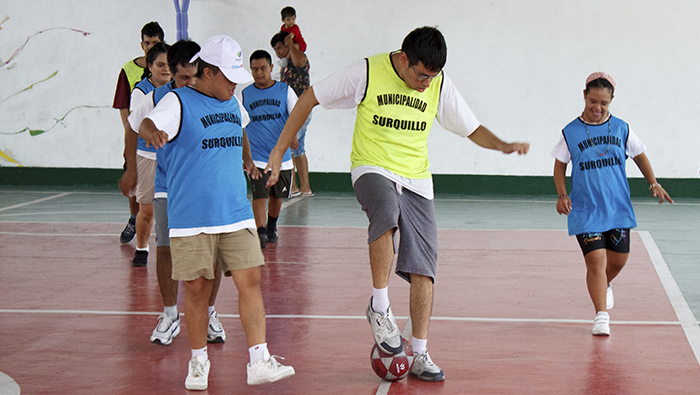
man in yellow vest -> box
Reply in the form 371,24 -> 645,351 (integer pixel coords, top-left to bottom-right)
265,26 -> 530,382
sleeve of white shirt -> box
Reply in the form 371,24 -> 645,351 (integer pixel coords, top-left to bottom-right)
144,92 -> 181,141
287,85 -> 299,114
128,91 -> 155,133
435,74 -> 481,138
129,88 -> 146,112
550,133 -> 571,163
626,127 -> 647,158
238,99 -> 250,129
313,59 -> 367,109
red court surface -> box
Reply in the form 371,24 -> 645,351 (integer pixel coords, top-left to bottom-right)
1,223 -> 700,394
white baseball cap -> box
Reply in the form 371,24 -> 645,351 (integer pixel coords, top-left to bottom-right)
190,35 -> 253,84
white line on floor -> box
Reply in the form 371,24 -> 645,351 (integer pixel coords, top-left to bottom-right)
0,192 -> 73,213
0,309 -> 684,326
639,230 -> 700,366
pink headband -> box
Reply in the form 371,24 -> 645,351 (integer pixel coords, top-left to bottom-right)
586,72 -> 616,89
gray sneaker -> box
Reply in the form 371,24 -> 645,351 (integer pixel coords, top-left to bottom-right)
120,218 -> 136,244
366,297 -> 403,354
207,310 -> 226,343
150,314 -> 180,345
411,351 -> 445,381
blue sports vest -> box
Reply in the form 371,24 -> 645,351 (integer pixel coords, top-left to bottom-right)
241,81 -> 292,164
133,78 -> 157,154
152,80 -> 177,196
166,86 -> 253,231
562,116 -> 637,235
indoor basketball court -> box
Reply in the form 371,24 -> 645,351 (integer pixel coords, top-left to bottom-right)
1,189 -> 700,394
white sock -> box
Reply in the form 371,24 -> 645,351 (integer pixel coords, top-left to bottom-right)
248,343 -> 270,365
136,245 -> 149,252
372,287 -> 390,313
412,336 -> 427,354
191,347 -> 208,364
208,305 -> 215,315
164,305 -> 178,319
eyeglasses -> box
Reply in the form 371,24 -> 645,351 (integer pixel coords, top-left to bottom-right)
411,65 -> 442,81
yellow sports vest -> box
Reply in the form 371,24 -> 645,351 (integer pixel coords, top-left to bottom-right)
352,52 -> 442,179
122,58 -> 145,92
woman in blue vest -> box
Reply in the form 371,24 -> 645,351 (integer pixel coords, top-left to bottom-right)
551,72 -> 673,336
129,42 -> 171,267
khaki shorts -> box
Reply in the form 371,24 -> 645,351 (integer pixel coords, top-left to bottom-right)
170,229 -> 265,281
135,155 -> 156,204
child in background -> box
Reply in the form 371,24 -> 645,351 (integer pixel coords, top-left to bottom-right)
280,6 -> 306,52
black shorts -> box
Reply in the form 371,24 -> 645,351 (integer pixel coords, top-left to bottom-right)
250,168 -> 292,200
576,229 -> 630,256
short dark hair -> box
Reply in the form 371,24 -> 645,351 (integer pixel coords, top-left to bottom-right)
585,78 -> 615,95
270,31 -> 289,48
141,21 -> 164,42
281,6 -> 296,19
250,50 -> 272,65
168,40 -> 201,75
142,42 -> 170,80
401,26 -> 447,72
194,59 -> 219,78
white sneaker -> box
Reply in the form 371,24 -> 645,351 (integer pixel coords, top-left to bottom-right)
606,284 -> 614,310
592,311 -> 610,336
411,351 -> 445,381
185,357 -> 210,390
207,310 -> 226,343
247,355 -> 295,385
150,314 -> 180,345
366,297 -> 403,354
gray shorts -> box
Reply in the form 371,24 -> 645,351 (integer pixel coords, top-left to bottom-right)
353,173 -> 438,283
153,197 -> 169,247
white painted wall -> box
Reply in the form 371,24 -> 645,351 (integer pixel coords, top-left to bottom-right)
1,0 -> 697,178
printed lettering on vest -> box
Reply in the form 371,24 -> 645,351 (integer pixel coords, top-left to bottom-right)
200,112 -> 241,129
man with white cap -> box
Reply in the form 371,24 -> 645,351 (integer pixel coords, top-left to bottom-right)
139,35 -> 295,390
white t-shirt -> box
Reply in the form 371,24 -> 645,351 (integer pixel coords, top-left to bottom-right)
312,58 -> 481,200
129,89 -> 157,160
550,117 -> 646,163
128,90 -> 155,134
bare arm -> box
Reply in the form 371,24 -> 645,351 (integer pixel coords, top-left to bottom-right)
467,125 -> 530,154
633,152 -> 673,204
285,33 -> 308,68
117,109 -> 138,196
265,86 -> 319,187
118,125 -> 139,197
138,118 -> 168,149
242,129 -> 261,180
553,159 -> 572,215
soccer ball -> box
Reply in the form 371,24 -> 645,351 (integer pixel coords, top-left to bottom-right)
370,337 -> 414,381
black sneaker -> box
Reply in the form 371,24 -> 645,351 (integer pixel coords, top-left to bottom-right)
132,250 -> 148,267
120,217 -> 136,244
267,227 -> 278,243
257,227 -> 268,249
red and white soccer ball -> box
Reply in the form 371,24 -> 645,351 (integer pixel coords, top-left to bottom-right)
370,337 -> 414,381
